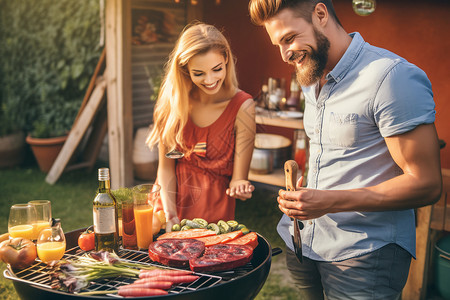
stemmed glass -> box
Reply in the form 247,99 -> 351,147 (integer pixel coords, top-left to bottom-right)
8,204 -> 37,240
28,200 -> 52,240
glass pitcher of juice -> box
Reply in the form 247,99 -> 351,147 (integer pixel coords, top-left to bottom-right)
37,218 -> 66,264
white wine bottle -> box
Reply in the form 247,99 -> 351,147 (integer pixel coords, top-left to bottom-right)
93,167 -> 119,253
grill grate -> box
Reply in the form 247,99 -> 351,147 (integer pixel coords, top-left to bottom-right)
5,245 -> 223,297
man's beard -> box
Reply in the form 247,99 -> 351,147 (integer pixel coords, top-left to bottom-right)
294,28 -> 330,87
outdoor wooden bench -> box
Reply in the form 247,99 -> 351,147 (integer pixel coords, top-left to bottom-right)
403,168 -> 450,300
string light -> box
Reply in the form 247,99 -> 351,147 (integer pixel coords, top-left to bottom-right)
352,0 -> 376,16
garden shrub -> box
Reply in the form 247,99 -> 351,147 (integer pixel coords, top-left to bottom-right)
0,0 -> 102,137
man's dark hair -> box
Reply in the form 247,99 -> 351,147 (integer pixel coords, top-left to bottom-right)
249,0 -> 342,27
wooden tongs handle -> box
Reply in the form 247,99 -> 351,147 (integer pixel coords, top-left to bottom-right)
284,160 -> 303,263
285,160 -> 298,192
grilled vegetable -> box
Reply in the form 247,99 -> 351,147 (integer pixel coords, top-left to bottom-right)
226,220 -> 239,231
195,230 -> 244,247
237,224 -> 247,230
139,269 -> 193,278
240,227 -> 250,235
218,220 -> 231,234
193,218 -> 208,228
135,275 -> 199,284
0,238 -> 37,269
227,232 -> 258,249
50,251 -> 160,293
169,219 -> 248,235
118,288 -> 168,297
119,281 -> 173,290
185,220 -> 202,229
207,223 -> 220,235
157,228 -> 216,240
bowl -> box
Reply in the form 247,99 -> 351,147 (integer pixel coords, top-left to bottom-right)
250,134 -> 292,173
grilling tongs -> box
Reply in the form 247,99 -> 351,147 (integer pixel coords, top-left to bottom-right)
284,160 -> 304,263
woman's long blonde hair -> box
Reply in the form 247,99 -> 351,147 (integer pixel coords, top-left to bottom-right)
146,22 -> 239,153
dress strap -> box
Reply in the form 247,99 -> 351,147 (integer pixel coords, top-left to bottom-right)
219,91 -> 253,122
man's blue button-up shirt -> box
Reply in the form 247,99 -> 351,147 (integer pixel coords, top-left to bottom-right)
277,32 -> 435,261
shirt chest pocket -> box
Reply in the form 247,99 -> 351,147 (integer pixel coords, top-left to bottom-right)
328,112 -> 359,147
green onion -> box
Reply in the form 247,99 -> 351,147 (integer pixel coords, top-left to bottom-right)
51,251 -> 162,293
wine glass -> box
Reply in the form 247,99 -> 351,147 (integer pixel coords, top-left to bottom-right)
36,218 -> 66,264
28,200 -> 52,240
8,204 -> 36,240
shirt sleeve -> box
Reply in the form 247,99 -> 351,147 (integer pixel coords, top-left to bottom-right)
373,61 -> 435,138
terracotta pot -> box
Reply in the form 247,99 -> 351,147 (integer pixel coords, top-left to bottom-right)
0,131 -> 26,168
26,135 -> 67,173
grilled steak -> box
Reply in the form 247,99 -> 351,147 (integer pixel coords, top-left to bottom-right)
148,239 -> 205,267
189,244 -> 253,272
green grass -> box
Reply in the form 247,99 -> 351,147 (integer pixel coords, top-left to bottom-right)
0,164 -> 296,299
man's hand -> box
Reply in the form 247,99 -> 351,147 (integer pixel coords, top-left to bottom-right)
277,187 -> 332,220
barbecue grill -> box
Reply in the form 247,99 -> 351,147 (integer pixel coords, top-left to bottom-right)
4,228 -> 281,299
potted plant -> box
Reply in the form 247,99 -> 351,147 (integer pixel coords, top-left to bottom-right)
25,99 -> 80,173
0,98 -> 26,168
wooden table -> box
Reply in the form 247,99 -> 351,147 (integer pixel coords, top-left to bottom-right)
255,109 -> 304,130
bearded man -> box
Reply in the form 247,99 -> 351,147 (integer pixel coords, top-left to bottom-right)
249,1 -> 442,299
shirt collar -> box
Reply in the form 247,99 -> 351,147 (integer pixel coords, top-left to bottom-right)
326,32 -> 365,83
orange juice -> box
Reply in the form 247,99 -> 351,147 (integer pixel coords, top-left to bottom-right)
9,224 -> 34,239
134,206 -> 153,249
31,221 -> 51,240
37,242 -> 66,263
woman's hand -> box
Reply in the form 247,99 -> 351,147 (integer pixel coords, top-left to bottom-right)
226,179 -> 255,201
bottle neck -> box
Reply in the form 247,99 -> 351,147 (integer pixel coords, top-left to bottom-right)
98,179 -> 111,192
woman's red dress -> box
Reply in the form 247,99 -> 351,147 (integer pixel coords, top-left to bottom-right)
175,91 -> 252,223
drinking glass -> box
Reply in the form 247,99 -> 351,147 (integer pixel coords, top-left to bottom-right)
8,204 -> 36,240
121,193 -> 138,250
36,218 -> 66,264
28,200 -> 52,240
132,184 -> 160,250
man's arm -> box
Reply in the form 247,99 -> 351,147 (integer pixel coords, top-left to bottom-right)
278,123 -> 442,220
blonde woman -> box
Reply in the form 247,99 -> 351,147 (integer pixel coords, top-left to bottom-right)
147,22 -> 256,230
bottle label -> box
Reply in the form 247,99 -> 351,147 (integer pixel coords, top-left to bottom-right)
93,207 -> 116,234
